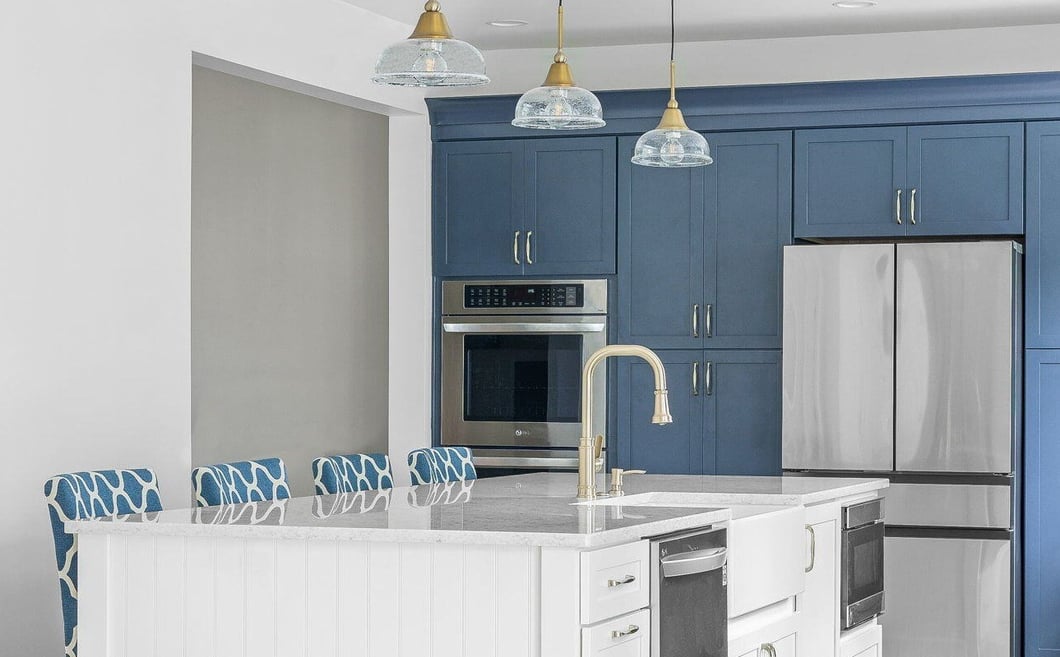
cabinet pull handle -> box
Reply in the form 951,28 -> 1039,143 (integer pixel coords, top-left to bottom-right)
705,361 -> 714,396
611,624 -> 640,639
692,304 -> 700,338
806,524 -> 816,573
513,231 -> 521,265
607,574 -> 636,588
759,644 -> 778,657
895,189 -> 903,225
910,187 -> 918,225
705,304 -> 714,338
693,361 -> 700,396
525,230 -> 534,265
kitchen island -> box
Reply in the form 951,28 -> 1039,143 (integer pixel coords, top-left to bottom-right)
68,473 -> 886,657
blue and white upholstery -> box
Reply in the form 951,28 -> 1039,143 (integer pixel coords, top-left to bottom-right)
407,447 -> 477,485
312,452 -> 394,495
407,480 -> 475,507
313,488 -> 392,519
191,458 -> 291,507
44,468 -> 163,657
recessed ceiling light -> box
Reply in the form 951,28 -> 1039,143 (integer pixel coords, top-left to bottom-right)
833,0 -> 876,7
488,19 -> 529,28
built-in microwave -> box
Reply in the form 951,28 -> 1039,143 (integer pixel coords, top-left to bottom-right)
841,498 -> 886,630
439,280 -> 608,471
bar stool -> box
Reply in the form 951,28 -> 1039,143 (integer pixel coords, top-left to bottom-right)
191,457 -> 290,507
407,446 -> 477,485
311,452 -> 394,495
44,468 -> 163,657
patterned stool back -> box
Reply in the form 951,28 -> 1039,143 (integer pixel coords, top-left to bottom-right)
191,458 -> 291,507
407,447 -> 477,485
44,468 -> 163,657
312,453 -> 395,495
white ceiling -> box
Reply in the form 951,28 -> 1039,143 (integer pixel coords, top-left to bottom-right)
343,0 -> 1060,50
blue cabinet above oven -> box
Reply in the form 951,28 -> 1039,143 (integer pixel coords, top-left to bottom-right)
432,137 -> 617,277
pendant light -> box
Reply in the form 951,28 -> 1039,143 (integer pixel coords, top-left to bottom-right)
372,1 -> 489,88
631,0 -> 712,167
512,0 -> 605,130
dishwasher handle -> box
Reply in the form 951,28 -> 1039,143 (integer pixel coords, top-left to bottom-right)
660,547 -> 727,578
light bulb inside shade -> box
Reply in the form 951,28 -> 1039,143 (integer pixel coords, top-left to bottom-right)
412,41 -> 449,84
659,132 -> 686,165
544,88 -> 574,129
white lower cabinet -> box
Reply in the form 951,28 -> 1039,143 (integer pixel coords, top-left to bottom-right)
839,623 -> 881,657
798,515 -> 838,657
729,610 -> 800,657
737,631 -> 796,657
582,608 -> 652,656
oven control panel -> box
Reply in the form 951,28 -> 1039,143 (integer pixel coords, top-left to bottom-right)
464,284 -> 584,308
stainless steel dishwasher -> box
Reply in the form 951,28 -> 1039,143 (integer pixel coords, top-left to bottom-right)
650,526 -> 728,657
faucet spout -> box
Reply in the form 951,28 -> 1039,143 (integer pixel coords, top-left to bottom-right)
578,344 -> 672,500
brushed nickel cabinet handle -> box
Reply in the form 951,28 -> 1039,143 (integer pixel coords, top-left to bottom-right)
895,189 -> 903,225
692,304 -> 700,338
525,230 -> 534,264
705,304 -> 713,338
611,624 -> 640,639
806,524 -> 816,573
759,644 -> 777,657
910,187 -> 918,225
607,574 -> 636,588
693,361 -> 700,396
705,361 -> 714,396
513,231 -> 521,265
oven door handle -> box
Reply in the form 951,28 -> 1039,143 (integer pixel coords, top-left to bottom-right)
660,547 -> 727,578
442,322 -> 607,334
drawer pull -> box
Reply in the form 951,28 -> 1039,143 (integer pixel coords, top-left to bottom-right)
759,643 -> 777,657
607,574 -> 636,588
611,624 -> 640,639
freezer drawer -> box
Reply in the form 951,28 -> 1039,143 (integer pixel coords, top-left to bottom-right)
782,244 -> 895,471
885,482 -> 1011,529
894,242 -> 1018,474
883,533 -> 1010,657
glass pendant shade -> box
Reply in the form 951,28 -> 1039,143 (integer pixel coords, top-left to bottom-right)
372,1 -> 489,88
512,2 -> 605,130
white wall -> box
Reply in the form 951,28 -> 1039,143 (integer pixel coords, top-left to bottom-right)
1,1 -> 425,653
438,22 -> 1060,97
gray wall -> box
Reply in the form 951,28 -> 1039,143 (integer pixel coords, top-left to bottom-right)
191,67 -> 389,497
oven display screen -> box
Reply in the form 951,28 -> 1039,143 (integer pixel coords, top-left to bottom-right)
463,335 -> 583,423
464,284 -> 583,309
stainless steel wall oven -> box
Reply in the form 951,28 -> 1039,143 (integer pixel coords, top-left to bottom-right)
440,280 -> 608,472
841,498 -> 885,630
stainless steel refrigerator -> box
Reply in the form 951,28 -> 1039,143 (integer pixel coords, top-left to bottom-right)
782,241 -> 1021,657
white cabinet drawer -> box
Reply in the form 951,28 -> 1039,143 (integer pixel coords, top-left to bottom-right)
582,608 -> 651,657
581,541 -> 650,624
737,631 -> 796,657
839,623 -> 881,657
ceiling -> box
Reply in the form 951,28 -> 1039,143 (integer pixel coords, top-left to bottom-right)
344,0 -> 1060,50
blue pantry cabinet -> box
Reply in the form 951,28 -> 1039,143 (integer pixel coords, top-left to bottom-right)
1024,350 -> 1060,657
795,123 -> 1024,239
1027,121 -> 1060,348
433,137 -> 616,277
611,350 -> 782,475
615,131 -> 792,350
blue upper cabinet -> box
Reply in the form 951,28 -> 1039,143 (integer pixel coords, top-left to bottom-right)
795,127 -> 908,239
611,349 -> 781,475
525,138 -> 617,276
617,131 -> 792,350
433,137 -> 617,277
796,123 -> 1024,239
1027,122 -> 1060,348
1024,350 -> 1060,657
433,140 -> 525,277
907,123 -> 1023,235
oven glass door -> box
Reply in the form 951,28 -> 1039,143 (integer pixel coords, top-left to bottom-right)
441,315 -> 607,449
842,521 -> 885,629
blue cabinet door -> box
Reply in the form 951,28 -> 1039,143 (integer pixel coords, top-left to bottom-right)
611,351 -> 707,474
1027,122 -> 1060,348
525,137 -> 617,276
1024,350 -> 1060,657
907,122 -> 1024,236
707,350 -> 783,476
616,136 -> 706,349
706,132 -> 792,350
795,127 -> 908,239
433,140 -> 524,276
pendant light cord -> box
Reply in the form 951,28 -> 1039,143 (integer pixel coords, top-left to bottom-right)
670,0 -> 675,62
668,0 -> 677,104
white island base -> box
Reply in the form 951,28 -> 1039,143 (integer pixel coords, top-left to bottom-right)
70,473 -> 886,657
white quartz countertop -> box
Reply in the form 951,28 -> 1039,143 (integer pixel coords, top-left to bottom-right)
67,473 -> 886,548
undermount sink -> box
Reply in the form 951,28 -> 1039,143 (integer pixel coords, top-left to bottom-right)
572,492 -> 721,509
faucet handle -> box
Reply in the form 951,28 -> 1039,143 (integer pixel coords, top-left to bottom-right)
594,435 -> 605,473
609,468 -> 647,496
